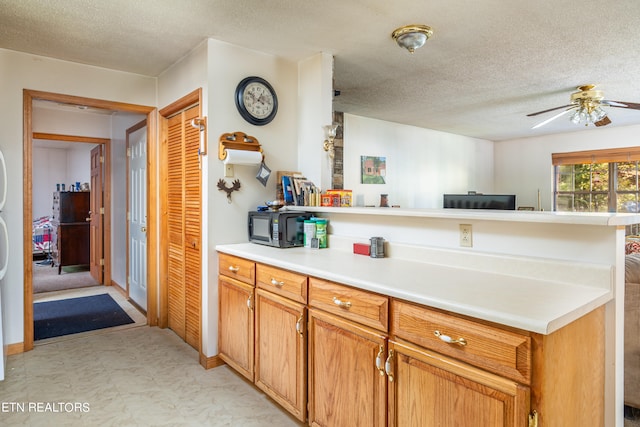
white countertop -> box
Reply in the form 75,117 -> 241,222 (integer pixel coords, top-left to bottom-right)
216,243 -> 613,335
284,205 -> 640,226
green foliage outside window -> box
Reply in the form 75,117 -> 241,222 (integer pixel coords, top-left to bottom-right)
555,162 -> 640,213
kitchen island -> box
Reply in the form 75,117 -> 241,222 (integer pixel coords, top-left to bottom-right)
216,208 -> 640,426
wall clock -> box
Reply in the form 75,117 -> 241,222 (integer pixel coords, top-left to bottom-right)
235,76 -> 278,126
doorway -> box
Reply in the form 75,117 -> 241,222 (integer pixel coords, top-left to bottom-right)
31,135 -> 106,296
23,89 -> 157,351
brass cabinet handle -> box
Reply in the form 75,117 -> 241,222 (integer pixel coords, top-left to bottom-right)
295,314 -> 304,337
332,296 -> 352,309
434,330 -> 467,346
246,294 -> 253,310
271,278 -> 285,287
375,345 -> 386,376
385,349 -> 395,382
228,265 -> 240,273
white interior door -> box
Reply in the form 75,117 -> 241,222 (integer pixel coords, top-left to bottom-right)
129,127 -> 147,310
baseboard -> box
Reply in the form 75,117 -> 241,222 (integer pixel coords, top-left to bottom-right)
110,280 -> 126,294
7,342 -> 25,355
200,353 -> 225,370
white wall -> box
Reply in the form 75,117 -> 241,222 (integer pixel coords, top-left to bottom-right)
32,143 -> 94,212
0,48 -> 156,346
32,146 -> 67,218
297,53 -> 334,189
494,123 -> 640,210
203,39 -> 301,356
159,39 -> 329,358
344,114 -> 495,208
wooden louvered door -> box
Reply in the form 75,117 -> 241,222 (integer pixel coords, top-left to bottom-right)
166,105 -> 201,351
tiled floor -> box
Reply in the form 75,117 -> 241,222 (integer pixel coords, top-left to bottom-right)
2,288 -> 302,426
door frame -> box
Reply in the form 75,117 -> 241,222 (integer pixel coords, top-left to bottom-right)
23,89 -> 157,351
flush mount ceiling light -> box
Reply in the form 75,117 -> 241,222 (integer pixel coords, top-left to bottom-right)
392,24 -> 433,53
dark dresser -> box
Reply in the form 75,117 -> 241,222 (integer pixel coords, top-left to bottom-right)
51,191 -> 90,274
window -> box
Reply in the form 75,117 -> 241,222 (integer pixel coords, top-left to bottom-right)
554,162 -> 640,212
553,147 -> 640,214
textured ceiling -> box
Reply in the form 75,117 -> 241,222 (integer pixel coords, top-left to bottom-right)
3,0 -> 640,141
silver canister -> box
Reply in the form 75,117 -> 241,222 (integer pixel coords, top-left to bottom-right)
370,237 -> 385,258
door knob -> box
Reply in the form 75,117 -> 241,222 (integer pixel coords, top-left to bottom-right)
141,226 -> 147,232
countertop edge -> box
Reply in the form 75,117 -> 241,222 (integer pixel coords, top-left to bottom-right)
216,243 -> 613,335
283,205 -> 640,226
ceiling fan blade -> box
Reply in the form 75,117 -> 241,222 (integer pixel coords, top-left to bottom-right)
526,104 -> 574,117
594,116 -> 612,127
601,100 -> 628,107
532,108 -> 574,129
607,101 -> 640,110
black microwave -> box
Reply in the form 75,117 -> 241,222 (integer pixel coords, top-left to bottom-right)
248,210 -> 311,248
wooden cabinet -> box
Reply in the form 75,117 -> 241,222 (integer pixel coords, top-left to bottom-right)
308,308 -> 388,427
391,299 -> 531,384
218,257 -> 308,422
255,264 -> 308,422
387,340 -> 530,427
388,300 -> 532,426
309,277 -> 389,331
255,289 -> 307,421
52,191 -> 90,223
218,255 -> 255,381
308,277 -> 389,427
389,299 -> 604,427
51,191 -> 90,274
218,254 -> 605,426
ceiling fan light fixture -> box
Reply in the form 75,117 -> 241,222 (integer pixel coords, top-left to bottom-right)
570,109 -> 581,124
595,106 -> 607,121
392,25 -> 433,53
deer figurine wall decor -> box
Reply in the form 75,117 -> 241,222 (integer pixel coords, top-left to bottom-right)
217,178 -> 241,203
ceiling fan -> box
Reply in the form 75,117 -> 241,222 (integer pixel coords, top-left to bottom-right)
527,85 -> 640,129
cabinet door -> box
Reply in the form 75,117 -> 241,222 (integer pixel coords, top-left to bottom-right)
218,275 -> 254,381
255,289 -> 306,422
387,340 -> 530,427
308,308 -> 387,427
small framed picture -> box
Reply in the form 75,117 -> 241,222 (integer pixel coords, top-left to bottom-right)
360,156 -> 386,184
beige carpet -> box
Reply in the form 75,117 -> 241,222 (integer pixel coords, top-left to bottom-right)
33,261 -> 99,293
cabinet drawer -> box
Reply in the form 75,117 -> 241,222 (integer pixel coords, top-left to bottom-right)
309,278 -> 388,332
256,264 -> 307,304
391,299 -> 531,384
218,253 -> 255,285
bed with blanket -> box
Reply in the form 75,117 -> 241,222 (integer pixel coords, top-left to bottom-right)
32,216 -> 53,257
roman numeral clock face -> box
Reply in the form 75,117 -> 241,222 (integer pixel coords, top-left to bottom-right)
235,76 -> 278,126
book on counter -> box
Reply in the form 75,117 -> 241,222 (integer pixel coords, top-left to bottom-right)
278,171 -> 320,206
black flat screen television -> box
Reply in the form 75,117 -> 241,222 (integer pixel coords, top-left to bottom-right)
443,194 -> 516,210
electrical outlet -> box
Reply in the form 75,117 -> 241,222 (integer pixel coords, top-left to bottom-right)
224,164 -> 234,178
459,224 -> 472,247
